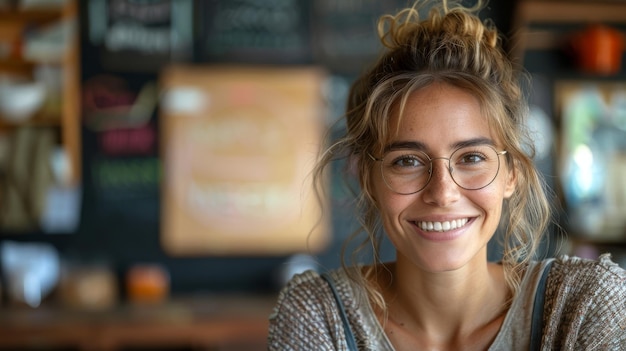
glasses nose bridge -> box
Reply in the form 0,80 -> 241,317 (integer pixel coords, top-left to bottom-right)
427,156 -> 453,175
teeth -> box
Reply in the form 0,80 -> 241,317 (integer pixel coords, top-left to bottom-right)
418,218 -> 468,232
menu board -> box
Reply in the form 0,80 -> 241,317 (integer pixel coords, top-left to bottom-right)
87,0 -> 193,72
311,0 -> 405,73
160,65 -> 329,256
197,0 -> 312,64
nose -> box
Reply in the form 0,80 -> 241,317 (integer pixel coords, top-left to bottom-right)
421,158 -> 460,206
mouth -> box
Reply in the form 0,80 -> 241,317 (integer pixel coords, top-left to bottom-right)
415,218 -> 470,232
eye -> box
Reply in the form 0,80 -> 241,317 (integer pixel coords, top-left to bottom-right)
459,152 -> 486,164
396,156 -> 420,167
389,153 -> 426,168
454,146 -> 494,166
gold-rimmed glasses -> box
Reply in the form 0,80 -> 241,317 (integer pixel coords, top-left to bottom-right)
369,145 -> 507,195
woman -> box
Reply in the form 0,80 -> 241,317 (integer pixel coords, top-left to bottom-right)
268,1 -> 626,350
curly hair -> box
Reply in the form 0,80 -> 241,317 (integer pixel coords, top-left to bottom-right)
313,0 -> 552,312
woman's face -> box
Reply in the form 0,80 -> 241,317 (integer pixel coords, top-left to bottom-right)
371,82 -> 516,273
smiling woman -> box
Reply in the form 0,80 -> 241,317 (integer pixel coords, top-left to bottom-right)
370,84 -> 517,275
267,0 -> 626,350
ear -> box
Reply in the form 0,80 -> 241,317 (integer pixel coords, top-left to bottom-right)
503,165 -> 516,199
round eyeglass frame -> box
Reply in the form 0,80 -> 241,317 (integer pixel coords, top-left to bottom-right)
368,145 -> 508,195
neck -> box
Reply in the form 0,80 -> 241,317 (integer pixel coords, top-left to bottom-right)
383,254 -> 509,346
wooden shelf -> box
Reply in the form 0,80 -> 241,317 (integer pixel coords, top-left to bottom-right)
0,295 -> 274,351
0,57 -> 63,68
0,112 -> 61,129
0,59 -> 35,71
0,0 -> 80,233
516,1 -> 626,25
0,5 -> 68,23
511,0 -> 626,62
0,0 -> 79,185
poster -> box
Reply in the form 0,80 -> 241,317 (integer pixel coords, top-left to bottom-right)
555,81 -> 626,239
160,65 -> 329,255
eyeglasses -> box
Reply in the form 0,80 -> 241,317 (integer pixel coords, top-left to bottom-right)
369,145 -> 507,195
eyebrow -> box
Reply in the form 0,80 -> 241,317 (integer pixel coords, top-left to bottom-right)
385,137 -> 497,153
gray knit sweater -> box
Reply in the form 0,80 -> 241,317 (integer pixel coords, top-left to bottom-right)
268,254 -> 626,350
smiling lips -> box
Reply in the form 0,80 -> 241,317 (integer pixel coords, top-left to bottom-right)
416,218 -> 469,232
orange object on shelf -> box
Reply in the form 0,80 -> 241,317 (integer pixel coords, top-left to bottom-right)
125,264 -> 170,303
571,24 -> 624,75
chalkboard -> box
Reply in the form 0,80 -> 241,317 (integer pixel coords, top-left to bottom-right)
87,0 -> 193,72
197,0 -> 313,64
311,0 -> 406,73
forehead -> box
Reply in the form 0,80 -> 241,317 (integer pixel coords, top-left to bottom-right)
388,83 -> 496,150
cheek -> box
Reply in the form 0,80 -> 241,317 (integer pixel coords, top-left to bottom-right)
477,181 -> 509,217
371,173 -> 408,221
483,188 -> 506,213
373,190 -> 419,237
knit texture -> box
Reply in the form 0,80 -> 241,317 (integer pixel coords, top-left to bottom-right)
541,254 -> 626,350
268,255 -> 626,350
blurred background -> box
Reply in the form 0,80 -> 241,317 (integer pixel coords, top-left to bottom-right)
0,0 -> 625,350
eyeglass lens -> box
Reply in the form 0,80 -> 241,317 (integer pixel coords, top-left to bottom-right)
379,145 -> 502,194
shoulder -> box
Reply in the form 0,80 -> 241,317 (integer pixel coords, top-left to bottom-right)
545,253 -> 626,314
542,254 -> 626,349
268,269 -> 350,350
269,269 -> 334,322
548,253 -> 626,289
269,268 -> 360,321
275,269 -> 328,301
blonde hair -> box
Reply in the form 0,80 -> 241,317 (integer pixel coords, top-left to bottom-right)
313,0 -> 552,312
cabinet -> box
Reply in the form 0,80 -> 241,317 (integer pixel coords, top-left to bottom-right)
511,0 -> 626,262
0,0 -> 80,232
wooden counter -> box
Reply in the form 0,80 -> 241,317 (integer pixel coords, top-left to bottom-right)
0,295 -> 276,351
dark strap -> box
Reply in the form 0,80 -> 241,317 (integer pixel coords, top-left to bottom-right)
529,260 -> 554,351
321,273 -> 359,351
